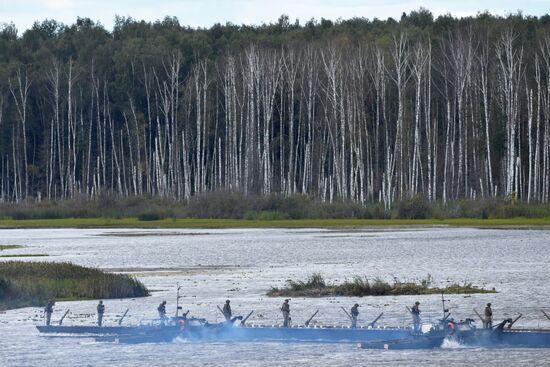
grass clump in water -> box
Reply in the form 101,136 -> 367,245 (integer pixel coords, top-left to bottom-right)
267,273 -> 495,297
0,245 -> 24,251
0,261 -> 149,310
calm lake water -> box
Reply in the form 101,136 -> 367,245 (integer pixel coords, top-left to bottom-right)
1,227 -> 550,366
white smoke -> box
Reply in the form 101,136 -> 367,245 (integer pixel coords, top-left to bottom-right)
441,337 -> 467,349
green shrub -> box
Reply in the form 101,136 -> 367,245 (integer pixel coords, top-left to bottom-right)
185,191 -> 250,218
305,273 -> 326,288
0,275 -> 10,297
396,194 -> 432,219
3,192 -> 550,221
256,211 -> 290,220
500,203 -> 528,218
138,212 -> 168,221
368,203 -> 389,219
335,276 -> 370,296
370,278 -> 392,295
11,211 -> 31,220
287,273 -> 326,291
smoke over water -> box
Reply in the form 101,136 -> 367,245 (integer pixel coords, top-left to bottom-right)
173,336 -> 189,344
441,337 -> 467,349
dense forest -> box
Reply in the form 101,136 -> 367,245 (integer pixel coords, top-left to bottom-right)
1,9 -> 550,207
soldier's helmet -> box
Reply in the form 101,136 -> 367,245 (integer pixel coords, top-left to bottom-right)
99,300 -> 103,304
354,303 -> 359,307
487,303 -> 491,306
162,301 -> 167,304
415,301 -> 420,305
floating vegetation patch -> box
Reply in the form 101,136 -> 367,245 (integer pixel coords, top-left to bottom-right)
0,261 -> 149,310
0,245 -> 24,251
267,273 -> 496,297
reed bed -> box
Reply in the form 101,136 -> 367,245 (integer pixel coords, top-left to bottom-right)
267,273 -> 495,297
0,245 -> 23,251
2,194 -> 550,223
0,261 -> 149,310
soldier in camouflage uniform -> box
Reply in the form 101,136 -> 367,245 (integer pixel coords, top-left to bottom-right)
222,300 -> 232,321
97,300 -> 105,327
484,303 -> 493,329
350,303 -> 360,328
44,300 -> 55,326
281,299 -> 291,327
411,301 -> 421,332
158,301 -> 167,325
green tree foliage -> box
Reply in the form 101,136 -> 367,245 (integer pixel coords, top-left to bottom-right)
0,10 -> 550,205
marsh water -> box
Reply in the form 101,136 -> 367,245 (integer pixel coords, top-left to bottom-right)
1,227 -> 550,366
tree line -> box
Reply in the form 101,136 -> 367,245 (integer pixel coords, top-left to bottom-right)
1,10 -> 550,206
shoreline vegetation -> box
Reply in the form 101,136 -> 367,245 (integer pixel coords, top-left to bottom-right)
267,274 -> 495,298
0,195 -> 550,228
0,217 -> 550,229
0,261 -> 149,310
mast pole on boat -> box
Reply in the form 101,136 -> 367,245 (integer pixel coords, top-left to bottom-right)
175,283 -> 183,317
441,293 -> 450,320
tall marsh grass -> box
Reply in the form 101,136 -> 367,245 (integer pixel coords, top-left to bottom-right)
2,192 -> 550,221
0,261 -> 149,310
267,273 -> 494,297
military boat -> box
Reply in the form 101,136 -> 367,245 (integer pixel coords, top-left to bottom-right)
359,300 -> 550,350
35,290 -> 550,347
37,316 -> 413,344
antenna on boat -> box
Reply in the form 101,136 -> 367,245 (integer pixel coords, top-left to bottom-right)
175,283 -> 183,317
441,292 -> 450,320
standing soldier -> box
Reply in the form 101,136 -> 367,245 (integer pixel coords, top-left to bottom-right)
97,300 -> 105,327
222,300 -> 232,321
44,299 -> 55,326
350,303 -> 360,328
484,303 -> 493,329
411,301 -> 421,332
281,299 -> 291,327
158,300 -> 167,325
